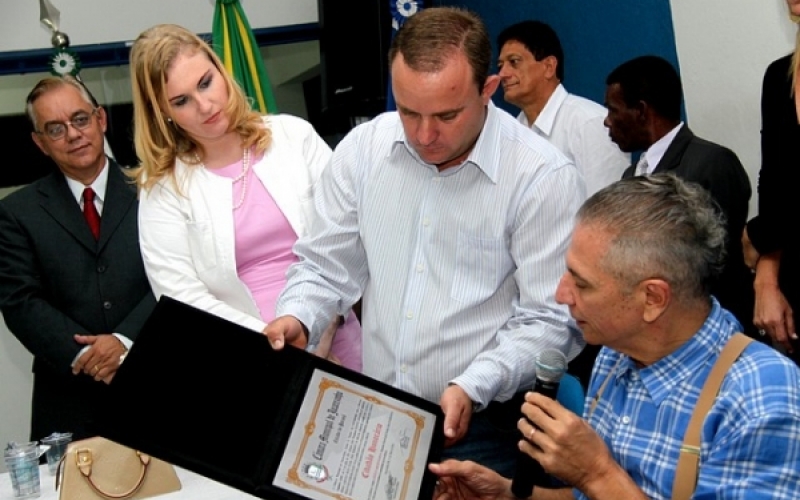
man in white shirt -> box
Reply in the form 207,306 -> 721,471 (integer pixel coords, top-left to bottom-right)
267,7 -> 585,478
497,20 -> 628,196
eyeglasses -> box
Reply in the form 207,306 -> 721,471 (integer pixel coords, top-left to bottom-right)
37,109 -> 98,140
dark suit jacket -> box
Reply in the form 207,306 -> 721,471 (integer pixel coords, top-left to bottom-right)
0,160 -> 155,441
623,125 -> 755,335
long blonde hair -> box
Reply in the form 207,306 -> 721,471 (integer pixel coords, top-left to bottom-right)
791,9 -> 800,94
793,29 -> 800,94
128,24 -> 271,191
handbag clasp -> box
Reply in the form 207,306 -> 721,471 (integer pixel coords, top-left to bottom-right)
75,448 -> 93,477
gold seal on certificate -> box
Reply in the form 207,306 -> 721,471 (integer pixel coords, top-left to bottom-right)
274,369 -> 436,500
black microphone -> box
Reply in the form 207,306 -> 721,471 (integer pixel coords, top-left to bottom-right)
510,348 -> 568,498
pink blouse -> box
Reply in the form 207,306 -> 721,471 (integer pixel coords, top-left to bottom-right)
208,152 -> 362,371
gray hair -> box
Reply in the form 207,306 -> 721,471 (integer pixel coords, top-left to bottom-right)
577,174 -> 726,301
25,75 -> 98,131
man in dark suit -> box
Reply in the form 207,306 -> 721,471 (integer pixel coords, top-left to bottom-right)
603,55 -> 756,338
0,76 -> 155,441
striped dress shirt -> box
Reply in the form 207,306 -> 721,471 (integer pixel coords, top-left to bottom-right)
583,299 -> 800,499
277,102 -> 585,407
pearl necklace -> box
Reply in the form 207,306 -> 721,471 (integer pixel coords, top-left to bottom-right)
230,148 -> 251,210
199,148 -> 251,210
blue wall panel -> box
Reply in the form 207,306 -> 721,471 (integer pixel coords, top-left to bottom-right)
434,0 -> 680,115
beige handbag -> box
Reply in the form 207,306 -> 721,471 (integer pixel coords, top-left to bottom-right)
56,437 -> 181,499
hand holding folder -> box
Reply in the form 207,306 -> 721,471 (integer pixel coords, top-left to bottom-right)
103,296 -> 444,500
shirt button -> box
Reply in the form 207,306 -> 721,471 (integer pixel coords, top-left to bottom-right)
406,311 -> 413,319
97,265 -> 106,273
400,364 -> 408,373
422,218 -> 430,227
622,416 -> 631,425
103,301 -> 112,310
416,264 -> 424,273
432,177 -> 441,183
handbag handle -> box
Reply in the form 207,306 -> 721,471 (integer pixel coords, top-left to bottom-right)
75,447 -> 151,499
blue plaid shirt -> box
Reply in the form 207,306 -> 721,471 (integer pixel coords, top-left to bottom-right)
581,299 -> 800,499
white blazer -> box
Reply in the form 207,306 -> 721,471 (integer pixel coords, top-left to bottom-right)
138,114 -> 332,333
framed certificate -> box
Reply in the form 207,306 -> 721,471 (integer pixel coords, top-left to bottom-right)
274,370 -> 436,500
104,296 -> 444,500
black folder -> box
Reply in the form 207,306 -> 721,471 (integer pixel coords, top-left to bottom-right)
103,296 -> 444,500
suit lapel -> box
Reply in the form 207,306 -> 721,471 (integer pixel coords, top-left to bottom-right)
37,160 -> 137,253
652,125 -> 694,174
97,161 -> 136,251
38,171 -> 98,252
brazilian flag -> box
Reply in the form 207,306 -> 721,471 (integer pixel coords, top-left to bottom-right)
212,0 -> 278,114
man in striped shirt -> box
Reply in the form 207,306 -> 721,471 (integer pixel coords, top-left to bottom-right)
267,7 -> 585,477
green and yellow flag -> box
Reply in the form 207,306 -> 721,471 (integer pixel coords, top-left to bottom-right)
212,0 -> 278,114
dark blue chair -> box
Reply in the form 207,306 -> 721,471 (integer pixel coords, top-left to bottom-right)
556,373 -> 586,415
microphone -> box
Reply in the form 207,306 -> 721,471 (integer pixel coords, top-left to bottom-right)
510,348 -> 568,498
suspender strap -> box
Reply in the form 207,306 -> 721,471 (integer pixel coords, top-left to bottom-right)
587,357 -> 621,418
585,334 -> 753,499
671,333 -> 753,500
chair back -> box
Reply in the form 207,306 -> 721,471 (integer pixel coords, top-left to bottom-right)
556,373 -> 585,415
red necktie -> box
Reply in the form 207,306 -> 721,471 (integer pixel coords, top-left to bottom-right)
82,187 -> 101,240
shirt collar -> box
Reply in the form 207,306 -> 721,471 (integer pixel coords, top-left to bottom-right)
65,158 -> 110,210
532,83 -> 568,137
616,298 -> 740,406
390,101 -> 501,184
642,122 -> 684,173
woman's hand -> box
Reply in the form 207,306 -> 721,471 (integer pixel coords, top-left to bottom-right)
753,252 -> 797,352
313,316 -> 343,364
754,282 -> 796,353
742,227 -> 760,269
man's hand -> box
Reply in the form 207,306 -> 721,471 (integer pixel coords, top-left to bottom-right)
72,334 -> 127,384
518,393 -> 645,499
440,384 -> 474,447
263,315 -> 308,351
429,460 -> 515,500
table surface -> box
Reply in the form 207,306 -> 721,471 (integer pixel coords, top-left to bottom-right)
0,463 -> 261,499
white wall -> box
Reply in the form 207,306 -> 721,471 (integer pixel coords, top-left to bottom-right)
0,316 -> 33,473
670,0 -> 796,218
0,0 -> 317,53
0,187 -> 34,473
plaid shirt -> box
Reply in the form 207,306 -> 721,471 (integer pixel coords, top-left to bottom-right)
581,299 -> 800,499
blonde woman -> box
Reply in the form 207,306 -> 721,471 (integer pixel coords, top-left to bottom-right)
742,1 -> 800,363
129,24 -> 362,370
